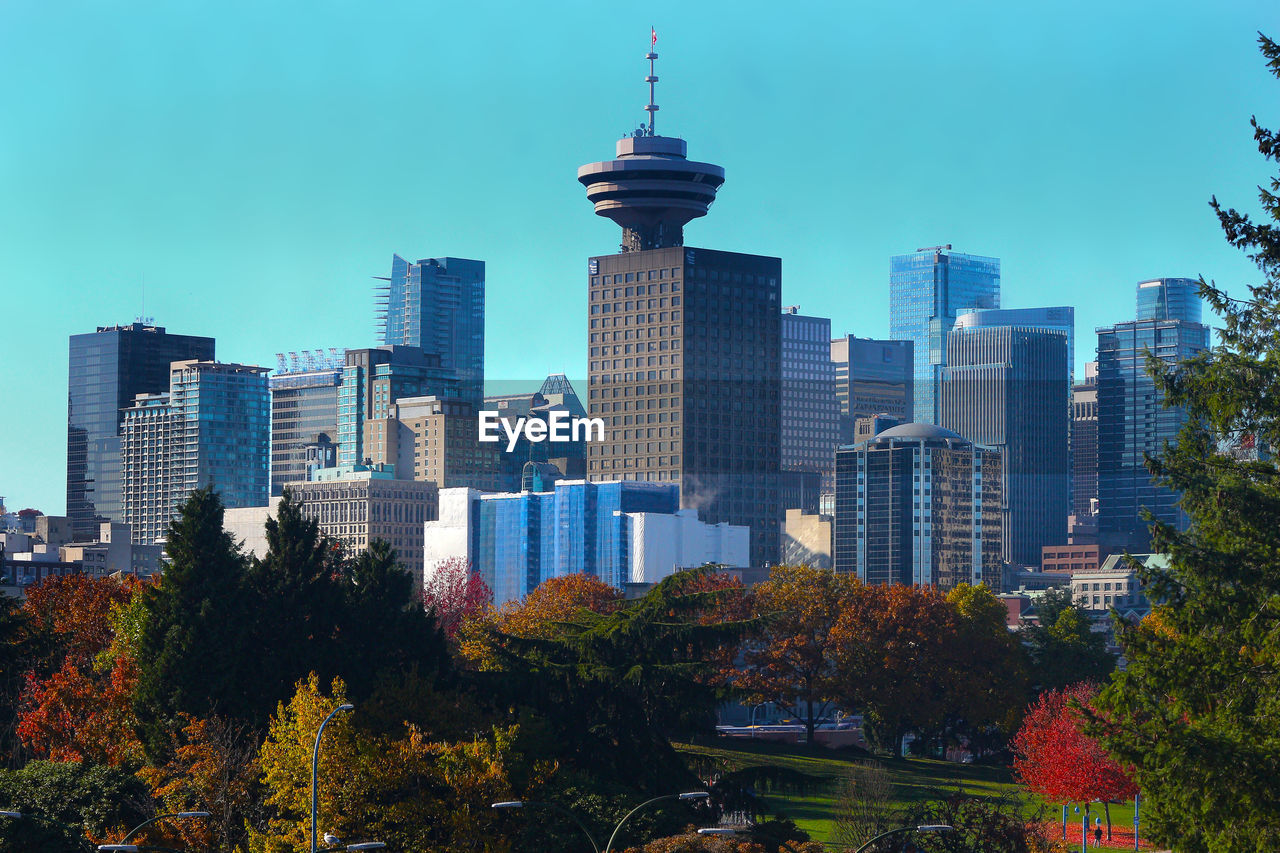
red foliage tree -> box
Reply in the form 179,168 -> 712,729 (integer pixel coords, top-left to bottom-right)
421,557 -> 493,640
1012,683 -> 1138,840
23,573 -> 137,663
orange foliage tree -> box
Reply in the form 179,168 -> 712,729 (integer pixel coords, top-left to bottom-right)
16,574 -> 147,766
736,565 -> 858,746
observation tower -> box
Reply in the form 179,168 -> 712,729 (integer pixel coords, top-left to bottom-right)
577,41 -> 725,252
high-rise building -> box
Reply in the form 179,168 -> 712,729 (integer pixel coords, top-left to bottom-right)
1136,278 -> 1202,326
579,49 -> 781,566
830,337 -> 913,443
365,395 -> 503,491
1072,362 -> 1099,519
269,349 -> 344,495
952,307 -> 1075,381
121,360 -> 270,544
781,309 -> 840,492
484,374 -> 590,486
1096,282 -> 1210,550
67,323 -> 215,539
377,255 -> 485,401
888,246 -> 1000,424
834,423 -> 1003,590
941,324 -> 1069,566
336,346 -> 464,468
425,480 -> 747,605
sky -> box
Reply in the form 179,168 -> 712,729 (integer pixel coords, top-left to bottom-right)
1,0 -> 1276,514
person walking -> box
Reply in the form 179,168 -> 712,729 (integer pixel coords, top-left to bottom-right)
1093,817 -> 1103,848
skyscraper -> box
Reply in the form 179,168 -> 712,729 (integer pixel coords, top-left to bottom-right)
889,246 -> 1000,424
1136,277 -> 1202,326
376,255 -> 485,401
1072,362 -> 1099,519
67,323 -> 215,539
269,349 -> 344,494
941,324 -> 1070,566
781,309 -> 839,492
834,423 -> 1002,589
579,47 -> 781,566
829,336 -> 913,443
952,307 -> 1075,381
1096,282 -> 1210,550
121,360 -> 270,543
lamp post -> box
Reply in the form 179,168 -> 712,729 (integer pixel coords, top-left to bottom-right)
853,824 -> 954,853
121,811 -> 211,843
492,800 -> 602,853
312,703 -> 355,853
319,844 -> 387,851
604,791 -> 710,853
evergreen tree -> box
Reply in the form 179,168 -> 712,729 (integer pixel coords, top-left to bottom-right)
1088,34 -> 1280,852
132,486 -> 254,761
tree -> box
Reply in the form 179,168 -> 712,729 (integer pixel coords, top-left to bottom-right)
1013,684 -> 1137,842
903,788 -> 1055,853
422,557 -> 493,640
251,673 -> 523,853
132,486 -> 255,759
832,761 -> 903,849
1023,603 -> 1113,696
831,583 -> 959,756
944,584 -> 1030,754
1085,34 -> 1280,852
0,760 -> 150,852
736,565 -> 855,747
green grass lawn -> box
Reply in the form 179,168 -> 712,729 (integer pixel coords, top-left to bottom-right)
676,738 -> 1143,849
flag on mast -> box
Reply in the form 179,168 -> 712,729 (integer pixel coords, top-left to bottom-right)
651,27 -> 657,47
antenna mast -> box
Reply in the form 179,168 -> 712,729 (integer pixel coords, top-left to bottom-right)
645,27 -> 658,136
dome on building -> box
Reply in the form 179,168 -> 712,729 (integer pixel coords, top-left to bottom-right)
874,422 -> 968,443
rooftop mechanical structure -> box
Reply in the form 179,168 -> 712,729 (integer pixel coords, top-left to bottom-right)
577,43 -> 725,252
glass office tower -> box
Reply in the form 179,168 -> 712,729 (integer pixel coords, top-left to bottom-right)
378,255 -> 485,403
1136,278 -> 1202,325
889,246 -> 1000,424
67,323 -> 214,539
781,310 -> 840,492
1096,282 -> 1210,550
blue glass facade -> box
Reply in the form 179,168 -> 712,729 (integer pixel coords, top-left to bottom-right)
889,247 -> 1000,424
472,480 -> 679,605
1135,278 -> 1202,325
380,256 -> 485,403
1096,309 -> 1209,549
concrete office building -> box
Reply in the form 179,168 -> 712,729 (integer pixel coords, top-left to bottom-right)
364,395 -> 503,491
377,255 -> 485,402
121,361 -> 270,544
834,423 -> 1003,590
579,48 -> 781,566
269,349 -> 344,494
781,508 -> 833,569
425,481 -> 746,606
830,337 -> 913,444
1096,283 -> 1209,550
953,307 -> 1074,381
67,323 -> 214,539
888,247 -> 1000,425
941,323 -> 1070,566
781,309 -> 840,493
336,346 -> 464,468
1072,362 -> 1099,519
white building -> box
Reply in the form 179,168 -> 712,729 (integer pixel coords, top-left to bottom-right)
626,509 -> 749,584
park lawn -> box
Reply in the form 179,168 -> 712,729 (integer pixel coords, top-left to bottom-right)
676,738 -> 1140,847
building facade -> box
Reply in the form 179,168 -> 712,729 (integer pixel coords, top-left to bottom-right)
834,423 -> 1003,590
121,361 -> 270,544
1136,278 -> 1201,326
941,324 -> 1070,566
888,246 -> 1000,425
781,508 -> 833,569
1072,362 -> 1099,519
830,337 -> 913,443
377,255 -> 485,401
1096,283 -> 1210,550
365,395 -> 503,491
67,323 -> 215,539
269,350 -> 344,494
781,309 -> 840,492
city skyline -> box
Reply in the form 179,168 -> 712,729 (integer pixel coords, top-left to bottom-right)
2,1 -> 1274,513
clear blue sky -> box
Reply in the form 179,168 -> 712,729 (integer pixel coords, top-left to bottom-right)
1,1 -> 1275,513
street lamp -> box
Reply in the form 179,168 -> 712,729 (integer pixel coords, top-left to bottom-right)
319,844 -> 387,851
492,800 -> 602,853
121,811 -> 211,843
312,703 -> 355,853
604,791 -> 710,853
854,824 -> 954,853
697,828 -> 737,837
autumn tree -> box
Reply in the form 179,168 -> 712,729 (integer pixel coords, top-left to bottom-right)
422,556 -> 493,640
736,565 -> 856,747
1023,594 -> 1112,695
831,583 -> 960,756
1012,684 -> 1137,842
1084,35 -> 1280,851
944,584 -> 1030,753
251,673 -> 524,853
